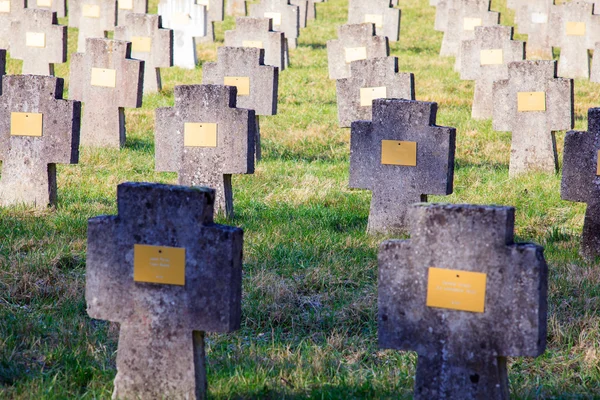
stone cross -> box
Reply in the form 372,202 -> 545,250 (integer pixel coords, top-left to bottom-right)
493,60 -> 573,177
74,0 -> 117,52
155,84 -> 255,218
70,38 -> 143,148
336,57 -> 415,128
290,0 -> 307,28
226,0 -> 245,17
349,99 -> 455,234
158,0 -> 207,69
379,203 -> 548,399
114,13 -> 173,94
460,25 -> 524,119
327,23 -> 389,80
196,0 -> 224,42
116,0 -> 148,25
28,0 -> 66,18
9,9 -> 66,76
249,0 -> 300,50
0,75 -> 81,208
86,182 -> 243,400
515,0 -> 554,59
0,0 -> 25,49
347,0 -> 400,42
224,17 -> 287,71
561,108 -> 600,259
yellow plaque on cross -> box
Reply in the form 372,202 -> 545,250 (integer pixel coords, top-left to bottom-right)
597,150 -> 600,176
131,36 -> 152,53
197,0 -> 209,10
463,17 -> 482,31
37,0 -> 52,7
10,112 -> 43,137
426,267 -> 487,313
566,21 -> 586,36
91,68 -> 117,88
360,86 -> 387,107
133,244 -> 186,286
82,4 -> 100,18
345,47 -> 367,64
173,12 -> 191,25
243,40 -> 263,49
224,76 -> 250,96
264,12 -> 281,26
381,140 -> 417,166
0,1 -> 10,12
118,0 -> 133,9
26,32 -> 46,48
364,14 -> 383,28
480,49 -> 503,65
517,92 -> 546,112
184,122 -> 218,147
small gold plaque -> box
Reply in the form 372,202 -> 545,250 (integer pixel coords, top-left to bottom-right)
480,49 -> 503,65
133,244 -> 186,286
566,21 -> 586,36
91,68 -> 117,88
82,4 -> 100,18
463,17 -> 482,31
517,92 -> 546,112
243,40 -> 263,49
364,13 -> 383,28
359,86 -> 387,107
426,267 -> 487,313
10,112 -> 43,137
381,140 -> 417,166
224,76 -> 250,96
345,47 -> 367,64
184,122 -> 218,147
197,0 -> 209,10
26,32 -> 46,48
264,12 -> 281,26
0,1 -> 10,12
131,36 -> 152,53
118,0 -> 133,9
37,0 -> 52,7
173,11 -> 191,25
597,150 -> 600,176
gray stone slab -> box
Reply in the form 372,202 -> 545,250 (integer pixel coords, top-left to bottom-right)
460,25 -> 524,119
86,182 -> 243,400
433,0 -> 457,32
379,203 -> 548,399
73,0 -> 117,52
327,23 -> 389,80
27,0 -> 66,18
224,17 -> 286,71
347,0 -> 401,42
336,56 -> 415,128
589,41 -> 600,82
289,0 -> 307,28
196,0 -> 224,43
307,0 -> 316,20
115,13 -> 173,94
249,0 -> 299,49
493,60 -> 573,177
515,0 -> 554,59
0,75 -> 80,208
0,0 -> 26,49
70,38 -> 143,148
349,99 -> 455,234
116,0 -> 148,26
226,0 -> 245,16
155,84 -> 255,218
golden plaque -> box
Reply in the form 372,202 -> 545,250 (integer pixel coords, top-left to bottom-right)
11,112 -> 43,137
133,244 -> 186,286
426,267 -> 487,313
184,123 -> 218,147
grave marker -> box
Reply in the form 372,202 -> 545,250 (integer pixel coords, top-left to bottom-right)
515,0 -> 554,59
290,0 -> 307,28
116,0 -> 148,25
0,0 -> 26,49
28,0 -> 66,18
73,0 -> 117,52
347,0 -> 400,42
226,0 -> 245,16
249,0 -> 300,49
307,0 -> 317,21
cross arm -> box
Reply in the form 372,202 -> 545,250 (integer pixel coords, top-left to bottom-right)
492,78 -> 512,132
561,129 -> 600,203
154,106 -> 182,173
68,53 -> 85,101
546,77 -> 573,131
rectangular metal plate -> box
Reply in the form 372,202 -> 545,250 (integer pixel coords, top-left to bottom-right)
243,40 -> 263,49
184,122 -> 218,147
426,267 -> 487,313
360,86 -> 387,107
118,0 -> 133,9
463,17 -> 482,31
0,1 -> 10,12
26,32 -> 46,48
345,47 -> 367,64
566,21 -> 586,36
364,14 -> 383,28
37,0 -> 52,6
82,4 -> 100,17
131,36 -> 152,53
264,12 -> 281,26
10,112 -> 43,137
224,76 -> 250,96
197,0 -> 209,10
480,48 -> 503,65
381,140 -> 417,166
91,68 -> 117,88
597,150 -> 600,176
517,92 -> 546,112
531,12 -> 548,24
173,12 -> 191,25
133,244 -> 186,286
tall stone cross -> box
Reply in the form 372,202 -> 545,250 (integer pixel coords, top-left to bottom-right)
249,0 -> 300,50
9,9 -> 66,76
114,13 -> 173,94
155,84 -> 255,218
336,57 -> 415,128
493,60 -> 573,177
86,182 -> 243,400
379,204 -> 548,399
70,38 -> 143,148
196,0 -> 224,42
116,0 -> 148,25
28,0 -> 66,18
74,0 -> 117,52
515,0 -> 554,59
460,25 -> 524,119
327,23 -> 389,80
158,0 -> 207,69
224,17 -> 287,71
349,99 -> 455,234
347,0 -> 401,42
226,0 -> 245,17
0,0 -> 25,49
561,108 -> 600,259
0,75 -> 81,208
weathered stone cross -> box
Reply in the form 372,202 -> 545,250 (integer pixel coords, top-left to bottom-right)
0,0 -> 25,50
347,0 -> 400,42
515,0 -> 554,59
249,0 -> 300,50
74,0 -> 117,52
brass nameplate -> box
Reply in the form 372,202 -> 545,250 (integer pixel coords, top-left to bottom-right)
597,150 -> 600,176
37,0 -> 52,7
381,140 -> 417,166
531,12 -> 548,24
26,32 -> 46,48
463,17 -> 482,31
184,122 -> 218,147
0,1 -> 10,12
264,12 -> 281,26
197,0 -> 209,10
426,267 -> 487,313
517,92 -> 546,112
566,21 -> 586,36
133,244 -> 186,286
480,48 -> 503,65
360,86 -> 387,107
243,40 -> 263,49
345,47 -> 367,64
11,112 -> 43,137
131,36 -> 152,53
118,0 -> 133,9
91,68 -> 117,88
364,14 -> 383,28
173,12 -> 191,25
224,76 -> 250,96
82,4 -> 100,17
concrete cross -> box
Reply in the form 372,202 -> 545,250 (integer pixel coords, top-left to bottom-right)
226,0 -> 245,17
379,203 -> 548,399
347,0 -> 400,42
290,0 -> 307,28
27,0 -> 66,18
196,0 -> 224,42
114,13 -> 173,94
158,0 -> 207,69
9,9 -> 66,76
561,108 -> 600,259
249,0 -> 300,50
515,0 -> 554,59
0,75 -> 80,208
460,25 -> 524,119
493,60 -> 573,177
73,0 -> 117,52
70,38 -> 143,148
349,99 -> 455,234
86,182 -> 243,400
116,0 -> 148,25
336,57 -> 415,128
0,0 -> 26,50
155,84 -> 255,218
327,23 -> 389,80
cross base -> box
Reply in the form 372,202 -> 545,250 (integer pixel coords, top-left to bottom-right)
581,200 -> 600,259
557,47 -> 590,79
0,155 -> 56,208
180,170 -> 233,218
509,127 -> 557,177
81,106 -> 125,148
173,32 -> 198,69
367,192 -> 426,235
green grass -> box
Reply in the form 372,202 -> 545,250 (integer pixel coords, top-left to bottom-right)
1,0 -> 600,398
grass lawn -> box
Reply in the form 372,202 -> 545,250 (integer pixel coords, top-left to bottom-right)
1,0 -> 600,398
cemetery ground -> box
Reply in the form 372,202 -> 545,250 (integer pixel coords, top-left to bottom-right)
0,0 -> 599,398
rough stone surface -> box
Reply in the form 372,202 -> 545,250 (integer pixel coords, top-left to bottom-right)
327,23 -> 389,80
515,0 -> 553,59
86,182 -> 243,400
114,13 -> 173,94
0,0 -> 25,49
336,57 -> 415,128
116,0 -> 148,25
561,108 -> 600,259
226,0 -> 245,16
73,0 -> 117,52
433,0 -> 456,33
349,99 -> 455,234
460,25 -> 524,119
347,0 -> 401,42
70,38 -> 144,148
196,0 -> 224,43
28,0 -> 66,18
249,0 -> 300,49
9,9 -> 67,76
155,84 -> 255,218
589,42 -> 600,82
493,60 -> 573,177
378,203 -> 548,400
290,0 -> 307,28
0,75 -> 80,208
307,0 -> 316,20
